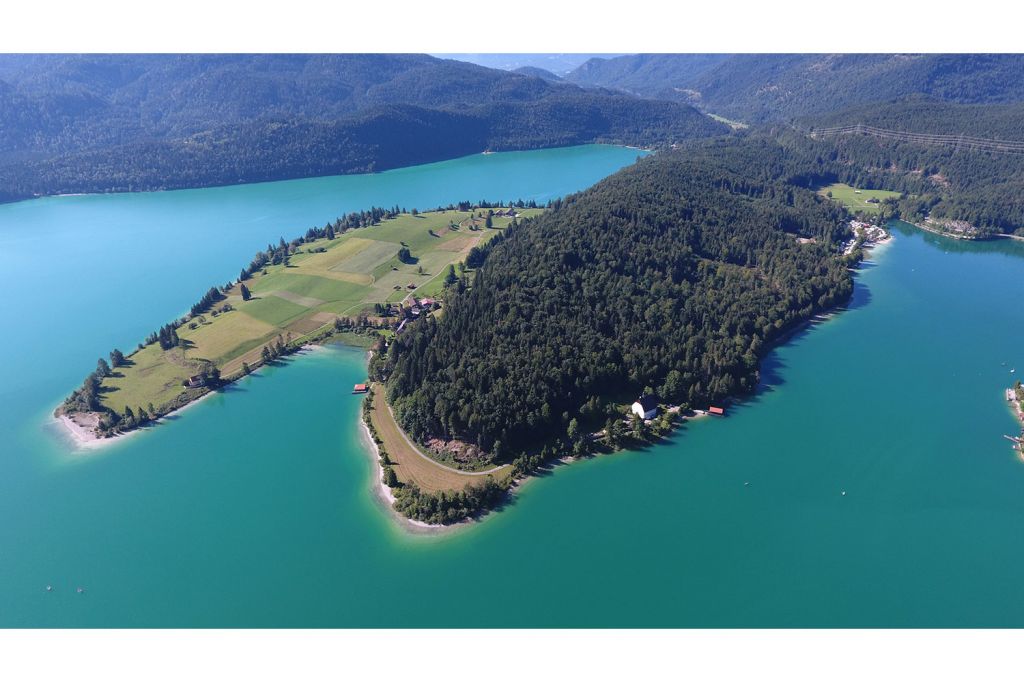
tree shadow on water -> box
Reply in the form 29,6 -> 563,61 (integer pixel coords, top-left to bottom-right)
844,279 -> 873,311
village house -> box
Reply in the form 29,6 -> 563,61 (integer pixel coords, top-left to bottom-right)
352,383 -> 368,394
708,406 -> 725,416
631,394 -> 658,420
185,374 -> 205,388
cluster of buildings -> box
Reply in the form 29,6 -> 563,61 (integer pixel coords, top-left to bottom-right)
629,394 -> 726,421
394,297 -> 439,335
843,220 -> 889,254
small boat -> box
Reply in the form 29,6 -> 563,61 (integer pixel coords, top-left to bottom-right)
841,491 -> 847,496
45,585 -> 53,592
76,587 -> 84,594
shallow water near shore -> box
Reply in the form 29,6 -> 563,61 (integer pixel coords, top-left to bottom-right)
5,148 -> 1024,624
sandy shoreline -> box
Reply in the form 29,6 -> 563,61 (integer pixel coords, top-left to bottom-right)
356,407 -> 448,533
53,379 -> 228,451
51,344 -> 335,451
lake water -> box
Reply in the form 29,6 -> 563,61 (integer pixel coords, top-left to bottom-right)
3,150 -> 1024,626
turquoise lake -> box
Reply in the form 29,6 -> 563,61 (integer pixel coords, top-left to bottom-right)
3,146 -> 1024,626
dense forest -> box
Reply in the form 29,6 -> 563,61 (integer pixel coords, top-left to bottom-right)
565,54 -> 1024,124
0,54 -> 725,199
376,139 -> 855,466
805,96 -> 1024,140
780,99 -> 1024,234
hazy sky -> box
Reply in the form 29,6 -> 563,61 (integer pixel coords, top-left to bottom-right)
432,54 -> 630,75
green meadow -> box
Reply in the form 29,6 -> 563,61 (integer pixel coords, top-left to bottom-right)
819,182 -> 901,215
99,207 -> 541,415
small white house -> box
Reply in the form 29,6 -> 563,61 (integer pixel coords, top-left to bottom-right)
631,394 -> 658,420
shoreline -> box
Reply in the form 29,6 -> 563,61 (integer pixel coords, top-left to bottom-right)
52,343 -> 336,449
356,406 -> 451,533
908,219 -> 1024,243
360,234 -> 884,529
3,143 -> 637,209
53,386 -> 224,451
1006,387 -> 1024,462
908,219 -> 990,241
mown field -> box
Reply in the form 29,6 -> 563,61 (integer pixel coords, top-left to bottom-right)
819,182 -> 901,215
99,207 -> 541,414
367,385 -> 508,492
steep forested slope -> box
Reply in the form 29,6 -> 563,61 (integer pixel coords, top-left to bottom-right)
378,139 -> 854,460
565,54 -> 1024,124
566,54 -> 732,98
688,54 -> 1024,123
805,96 -> 1024,140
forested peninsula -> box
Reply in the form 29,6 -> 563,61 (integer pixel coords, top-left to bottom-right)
369,139 -> 859,523
52,96 -> 1024,524
371,116 -> 1024,523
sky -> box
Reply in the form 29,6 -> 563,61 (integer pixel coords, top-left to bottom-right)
430,54 -> 631,75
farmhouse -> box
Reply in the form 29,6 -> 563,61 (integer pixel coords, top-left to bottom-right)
631,394 -> 658,420
185,374 -> 205,388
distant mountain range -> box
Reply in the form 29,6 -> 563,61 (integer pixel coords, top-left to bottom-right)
565,54 -> 731,98
562,54 -> 1024,124
0,54 -> 725,200
432,54 -> 627,75
6,52 -> 1024,203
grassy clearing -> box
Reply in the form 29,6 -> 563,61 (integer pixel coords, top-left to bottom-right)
180,309 -> 279,364
98,207 -> 542,416
708,113 -> 749,129
102,344 -> 196,413
819,182 -> 901,215
367,385 -> 507,492
237,295 -> 310,327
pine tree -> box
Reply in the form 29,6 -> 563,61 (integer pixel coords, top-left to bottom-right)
240,283 -> 251,301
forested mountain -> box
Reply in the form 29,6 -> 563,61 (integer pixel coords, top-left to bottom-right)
566,54 -> 1024,124
0,54 -> 725,199
795,128 -> 1024,235
378,139 -> 854,461
512,66 -> 564,82
805,96 -> 1024,140
566,54 -> 731,98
